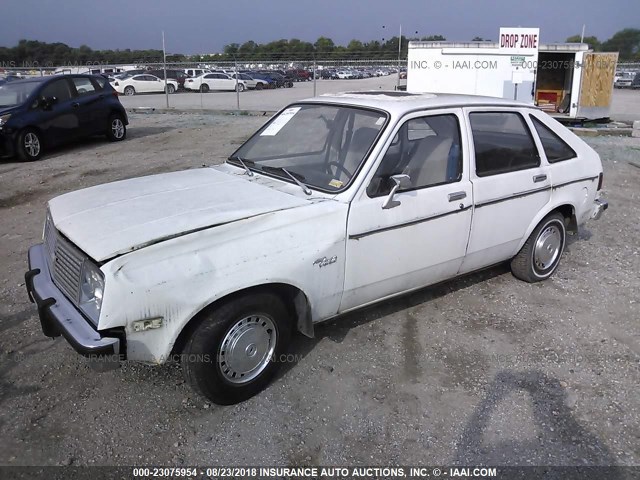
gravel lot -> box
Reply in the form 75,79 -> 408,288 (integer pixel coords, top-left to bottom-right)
0,112 -> 638,468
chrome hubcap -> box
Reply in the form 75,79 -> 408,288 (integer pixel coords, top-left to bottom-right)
24,133 -> 40,157
534,224 -> 562,271
111,119 -> 124,138
218,315 -> 276,384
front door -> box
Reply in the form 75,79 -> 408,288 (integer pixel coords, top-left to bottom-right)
36,78 -> 80,147
341,109 -> 473,311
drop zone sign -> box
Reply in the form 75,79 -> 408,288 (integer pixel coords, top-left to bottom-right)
499,28 -> 540,55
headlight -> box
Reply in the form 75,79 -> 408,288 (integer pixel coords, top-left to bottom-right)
79,260 -> 104,322
0,113 -> 11,128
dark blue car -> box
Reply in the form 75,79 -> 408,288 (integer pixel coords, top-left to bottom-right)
0,74 -> 128,161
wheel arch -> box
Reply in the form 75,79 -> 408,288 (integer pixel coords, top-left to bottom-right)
170,282 -> 313,358
516,203 -> 577,252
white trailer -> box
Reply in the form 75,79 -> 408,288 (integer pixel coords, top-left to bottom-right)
407,40 -> 618,120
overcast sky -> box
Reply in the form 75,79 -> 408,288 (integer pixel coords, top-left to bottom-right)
1,0 -> 637,54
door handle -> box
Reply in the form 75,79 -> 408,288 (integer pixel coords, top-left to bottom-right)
448,191 -> 467,202
533,174 -> 547,183
71,102 -> 80,108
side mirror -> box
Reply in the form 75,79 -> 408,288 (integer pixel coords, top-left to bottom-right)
40,96 -> 57,110
382,174 -> 411,210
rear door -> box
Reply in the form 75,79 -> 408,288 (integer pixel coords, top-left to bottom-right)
68,76 -> 107,135
576,52 -> 618,118
459,108 -> 551,274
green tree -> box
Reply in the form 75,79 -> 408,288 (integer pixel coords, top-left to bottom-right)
601,28 -> 640,60
565,34 -> 601,51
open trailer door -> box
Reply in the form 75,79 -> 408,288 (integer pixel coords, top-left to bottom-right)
576,52 -> 618,119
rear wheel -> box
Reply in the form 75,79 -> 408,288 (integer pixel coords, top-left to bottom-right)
255,82 -> 264,91
182,292 -> 292,405
200,83 -> 209,93
16,128 -> 43,161
124,86 -> 135,96
106,114 -> 126,142
511,212 -> 566,282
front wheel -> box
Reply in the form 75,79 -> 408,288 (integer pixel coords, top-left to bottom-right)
166,84 -> 175,94
255,82 -> 264,91
236,83 -> 245,92
106,113 -> 126,142
16,128 -> 43,161
182,292 -> 292,405
511,212 -> 566,282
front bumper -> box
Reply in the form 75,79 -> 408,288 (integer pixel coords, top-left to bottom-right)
591,198 -> 608,220
25,244 -> 120,357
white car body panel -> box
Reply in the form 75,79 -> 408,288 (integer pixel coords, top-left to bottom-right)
40,92 -> 606,364
112,75 -> 177,94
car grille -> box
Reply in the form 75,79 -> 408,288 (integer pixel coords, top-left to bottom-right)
43,213 -> 90,320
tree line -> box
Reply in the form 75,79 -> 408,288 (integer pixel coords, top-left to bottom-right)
1,29 -> 638,67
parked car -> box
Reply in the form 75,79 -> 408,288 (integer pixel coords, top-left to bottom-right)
285,69 -> 311,82
231,73 -> 268,90
0,74 -> 127,161
321,69 -> 337,80
25,92 -> 607,404
184,73 -> 247,92
246,72 -> 278,89
112,74 -> 178,95
183,68 -> 210,78
336,70 -> 354,79
257,71 -> 293,88
631,72 -> 640,89
148,69 -> 191,89
614,71 -> 635,88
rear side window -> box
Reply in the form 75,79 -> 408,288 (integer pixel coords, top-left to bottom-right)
470,112 -> 540,177
72,77 -> 96,96
530,116 -> 577,163
93,76 -> 107,89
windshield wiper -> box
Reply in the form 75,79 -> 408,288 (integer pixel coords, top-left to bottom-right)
229,156 -> 254,176
262,166 -> 312,195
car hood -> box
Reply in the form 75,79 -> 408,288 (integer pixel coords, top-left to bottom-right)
48,168 -> 312,262
0,105 -> 22,116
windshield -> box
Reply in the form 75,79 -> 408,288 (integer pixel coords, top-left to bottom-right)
229,103 -> 387,192
0,81 -> 40,108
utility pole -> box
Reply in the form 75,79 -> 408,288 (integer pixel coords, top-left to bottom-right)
580,24 -> 586,43
397,24 -> 402,90
162,31 -> 168,108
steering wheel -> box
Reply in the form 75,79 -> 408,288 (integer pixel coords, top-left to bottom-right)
327,161 -> 353,178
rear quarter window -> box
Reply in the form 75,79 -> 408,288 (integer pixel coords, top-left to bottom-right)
530,116 -> 577,163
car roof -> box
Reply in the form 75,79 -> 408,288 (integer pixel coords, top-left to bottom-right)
302,91 -> 530,115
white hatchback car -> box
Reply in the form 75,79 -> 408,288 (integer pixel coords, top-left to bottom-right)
111,74 -> 178,95
184,73 -> 247,92
26,92 -> 607,404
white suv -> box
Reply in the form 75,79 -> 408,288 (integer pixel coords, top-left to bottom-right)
26,92 -> 607,404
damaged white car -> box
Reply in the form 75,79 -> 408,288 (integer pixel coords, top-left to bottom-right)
26,92 -> 608,404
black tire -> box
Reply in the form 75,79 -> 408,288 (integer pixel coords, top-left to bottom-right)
200,83 -> 209,93
182,292 -> 292,405
511,212 -> 566,283
255,82 -> 264,91
236,83 -> 245,92
124,86 -> 135,96
166,84 -> 175,94
106,113 -> 126,142
16,128 -> 43,161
